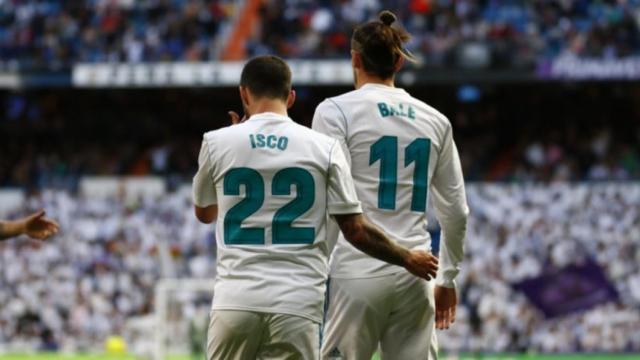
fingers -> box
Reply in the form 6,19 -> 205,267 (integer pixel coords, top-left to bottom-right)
44,218 -> 60,232
27,213 -> 60,240
451,303 -> 457,324
435,307 -> 453,330
28,209 -> 46,220
426,265 -> 437,280
228,111 -> 241,125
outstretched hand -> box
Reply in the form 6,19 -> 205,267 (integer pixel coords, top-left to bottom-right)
404,250 -> 438,280
435,285 -> 457,330
23,210 -> 59,240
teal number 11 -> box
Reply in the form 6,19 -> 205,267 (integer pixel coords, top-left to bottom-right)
369,136 -> 431,212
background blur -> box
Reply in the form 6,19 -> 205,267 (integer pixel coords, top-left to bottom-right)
1,0 -> 639,359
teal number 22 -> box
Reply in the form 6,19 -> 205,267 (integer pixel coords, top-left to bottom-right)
369,136 -> 431,212
223,167 -> 315,245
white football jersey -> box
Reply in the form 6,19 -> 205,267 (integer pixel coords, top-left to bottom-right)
313,84 -> 468,287
193,112 -> 362,323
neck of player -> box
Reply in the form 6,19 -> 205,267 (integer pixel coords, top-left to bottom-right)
247,99 -> 288,118
355,71 -> 395,89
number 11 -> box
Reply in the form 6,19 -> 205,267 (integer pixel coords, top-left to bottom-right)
369,136 -> 431,212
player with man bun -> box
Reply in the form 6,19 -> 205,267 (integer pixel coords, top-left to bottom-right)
313,10 -> 469,359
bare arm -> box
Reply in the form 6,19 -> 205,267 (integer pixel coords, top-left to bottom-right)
0,210 -> 59,241
194,205 -> 218,224
334,213 -> 438,280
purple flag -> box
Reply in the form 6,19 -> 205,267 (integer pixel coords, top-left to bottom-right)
513,260 -> 619,318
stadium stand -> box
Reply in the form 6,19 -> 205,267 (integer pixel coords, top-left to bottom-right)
2,0 -> 640,69
1,83 -> 639,189
0,184 -> 638,353
0,0 -> 237,70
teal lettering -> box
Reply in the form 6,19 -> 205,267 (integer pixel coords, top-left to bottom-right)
378,102 -> 416,120
267,135 -> 277,149
256,134 -> 266,147
250,133 -> 288,151
378,103 -> 390,117
277,137 -> 288,150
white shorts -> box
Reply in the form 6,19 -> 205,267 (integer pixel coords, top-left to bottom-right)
207,309 -> 320,360
321,271 -> 437,360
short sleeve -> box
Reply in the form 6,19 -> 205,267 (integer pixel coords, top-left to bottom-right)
312,99 -> 351,166
327,141 -> 362,215
192,138 -> 217,207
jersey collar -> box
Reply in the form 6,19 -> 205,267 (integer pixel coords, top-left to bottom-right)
360,83 -> 407,93
246,112 -> 292,122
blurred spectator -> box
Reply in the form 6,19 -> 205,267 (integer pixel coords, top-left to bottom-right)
1,1 -> 639,70
1,184 -> 638,352
1,83 -> 640,188
248,0 -> 640,69
0,0 -> 236,70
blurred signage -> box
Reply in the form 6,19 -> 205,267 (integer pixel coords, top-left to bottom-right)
79,176 -> 166,201
0,73 -> 21,88
538,56 -> 640,80
72,61 -> 354,87
513,259 -> 619,318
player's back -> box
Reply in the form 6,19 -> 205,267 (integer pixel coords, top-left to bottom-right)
203,112 -> 343,323
316,84 -> 452,277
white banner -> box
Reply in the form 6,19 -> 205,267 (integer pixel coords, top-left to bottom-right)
72,61 -> 354,87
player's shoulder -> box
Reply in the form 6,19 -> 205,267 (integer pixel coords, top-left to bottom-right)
202,120 -> 252,142
323,88 -> 363,108
406,91 -> 451,128
291,121 -> 339,148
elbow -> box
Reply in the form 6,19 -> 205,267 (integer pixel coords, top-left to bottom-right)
194,206 -> 217,224
451,204 -> 469,224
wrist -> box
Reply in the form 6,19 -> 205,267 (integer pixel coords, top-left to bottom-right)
400,248 -> 413,268
16,218 -> 28,235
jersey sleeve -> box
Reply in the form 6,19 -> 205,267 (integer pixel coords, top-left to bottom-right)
312,99 -> 351,166
327,141 -> 362,215
192,137 -> 217,207
431,124 -> 469,288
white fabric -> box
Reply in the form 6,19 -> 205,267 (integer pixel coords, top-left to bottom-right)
312,84 -> 469,287
321,272 -> 438,360
207,310 -> 320,360
193,112 -> 362,323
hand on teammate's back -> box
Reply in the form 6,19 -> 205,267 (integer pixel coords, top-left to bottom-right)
435,285 -> 457,330
404,250 -> 439,281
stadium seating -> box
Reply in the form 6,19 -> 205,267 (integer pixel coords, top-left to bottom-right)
0,184 -> 638,352
1,1 -> 639,70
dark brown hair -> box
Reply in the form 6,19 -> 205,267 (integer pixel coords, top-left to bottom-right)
351,10 -> 416,79
240,55 -> 292,101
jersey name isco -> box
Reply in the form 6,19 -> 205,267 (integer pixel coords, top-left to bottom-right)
249,133 -> 289,150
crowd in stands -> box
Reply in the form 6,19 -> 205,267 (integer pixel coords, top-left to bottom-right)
0,184 -> 638,353
2,82 -> 639,188
0,0 -> 236,70
248,0 -> 640,68
0,189 -> 214,352
2,0 -> 640,70
440,184 -> 640,352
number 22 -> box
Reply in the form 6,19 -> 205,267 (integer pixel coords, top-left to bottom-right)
223,167 -> 315,245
